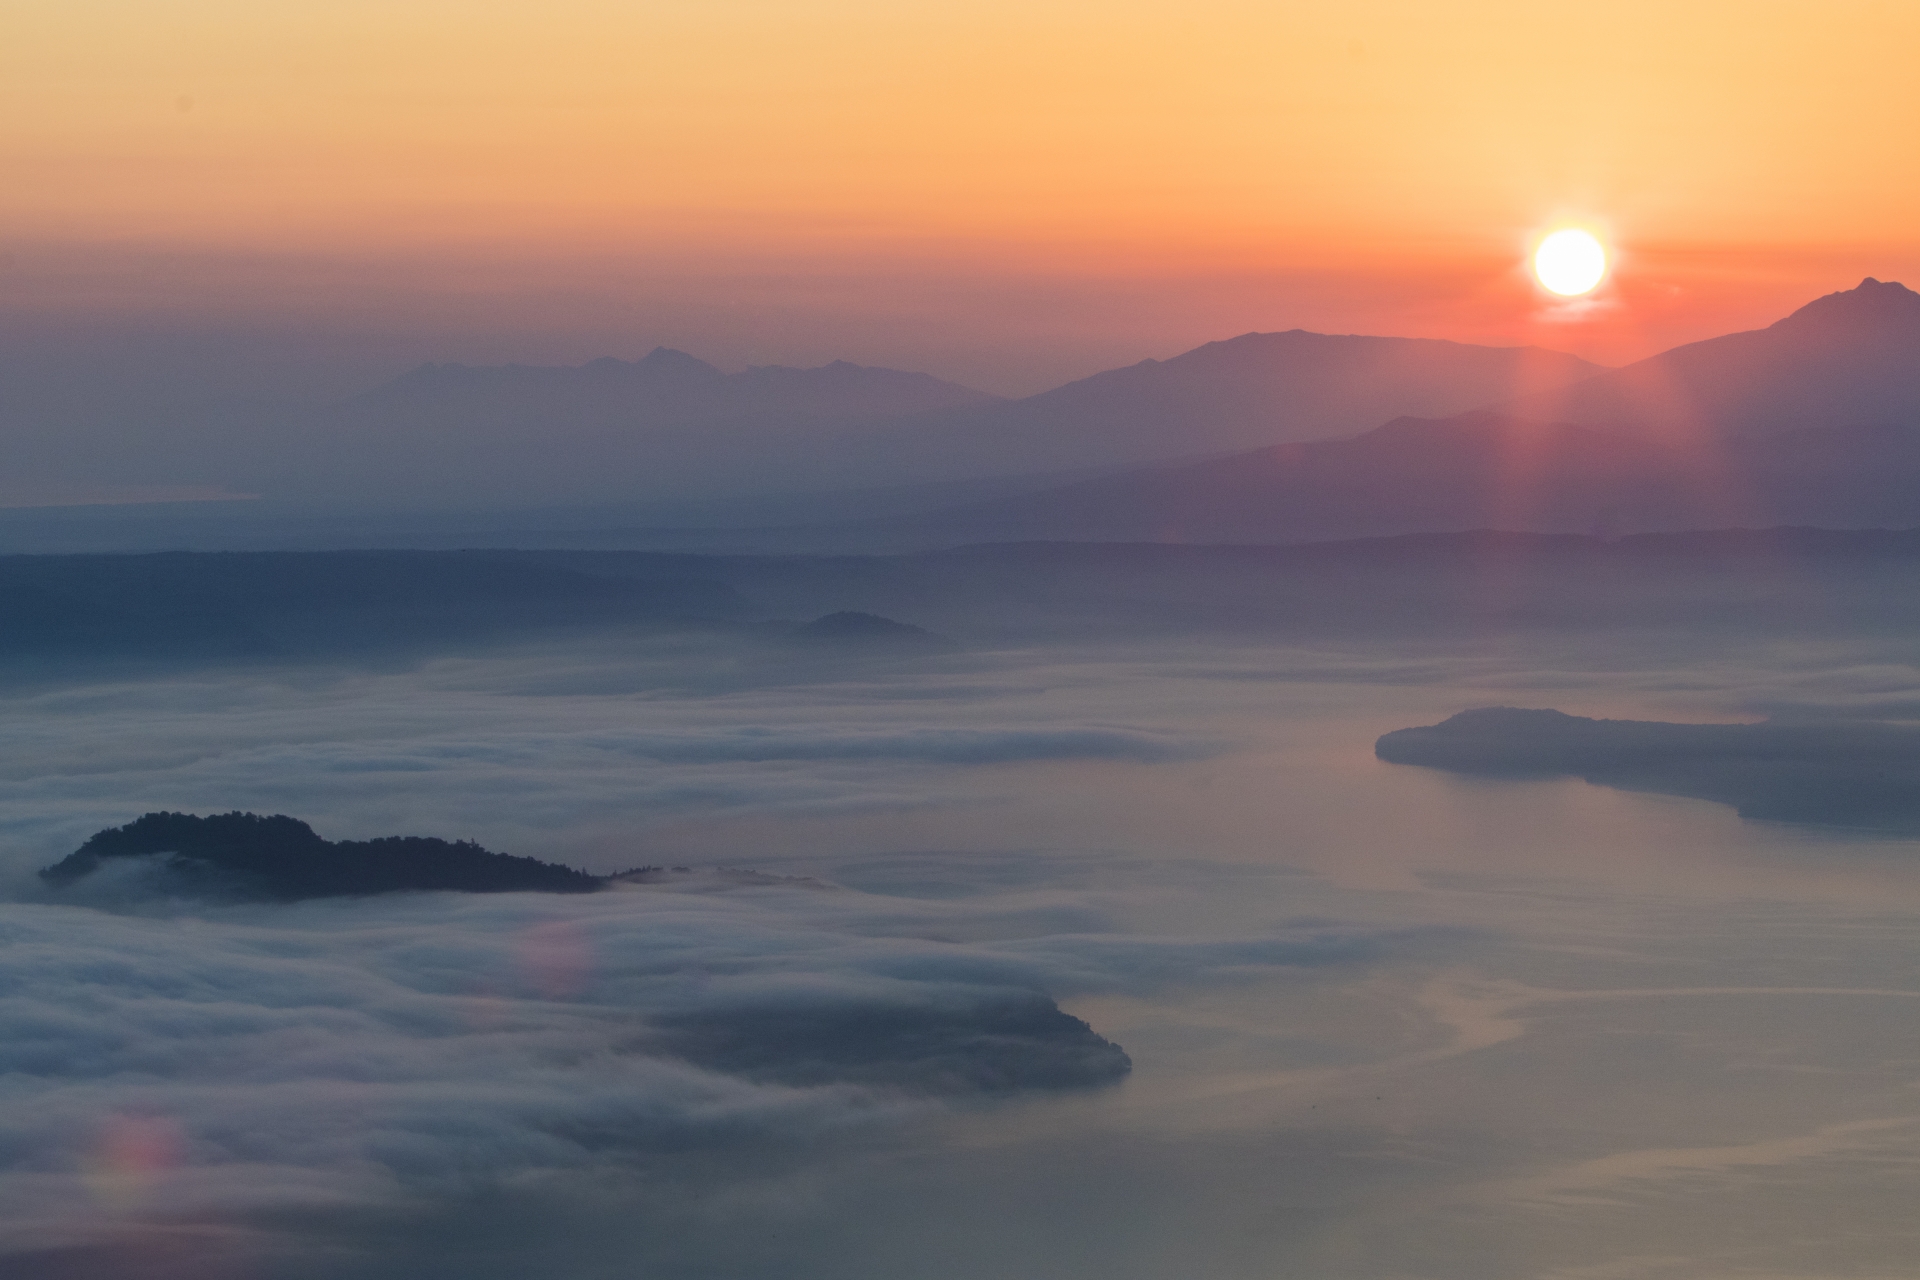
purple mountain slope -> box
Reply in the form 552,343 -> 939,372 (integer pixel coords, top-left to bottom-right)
270,333 -> 1605,511
267,281 -> 1915,526
364,349 -> 983,420
851,413 -> 1920,546
890,331 -> 1606,473
842,280 -> 1920,546
852,412 -> 1710,544
1499,278 -> 1920,438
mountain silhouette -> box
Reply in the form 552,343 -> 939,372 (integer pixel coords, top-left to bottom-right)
784,610 -> 959,653
889,331 -> 1606,473
41,811 -> 603,898
268,336 -> 1603,513
843,412 -> 1718,544
826,280 -> 1920,545
844,414 -> 1920,546
1377,706 -> 1920,831
254,279 -> 1918,539
1499,278 -> 1920,439
365,349 -> 981,417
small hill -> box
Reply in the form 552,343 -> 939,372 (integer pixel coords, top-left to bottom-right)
651,993 -> 1132,1093
41,811 -> 602,899
785,611 -> 958,652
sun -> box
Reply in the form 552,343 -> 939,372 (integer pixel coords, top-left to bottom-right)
1533,229 -> 1608,296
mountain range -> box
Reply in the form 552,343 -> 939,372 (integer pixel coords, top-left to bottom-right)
268,331 -> 1606,512
843,330 -> 1605,475
822,279 -> 1920,545
31,277 -> 1920,551
1498,276 -> 1920,437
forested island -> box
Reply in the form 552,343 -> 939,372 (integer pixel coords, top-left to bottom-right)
41,811 -> 606,899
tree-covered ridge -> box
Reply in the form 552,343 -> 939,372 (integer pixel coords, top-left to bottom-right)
41,811 -> 603,899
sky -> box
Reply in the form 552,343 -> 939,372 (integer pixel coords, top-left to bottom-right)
5,0 -> 1919,399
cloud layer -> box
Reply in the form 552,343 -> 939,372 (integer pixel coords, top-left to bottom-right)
9,621 -> 1920,1278
0,871 -> 1391,1271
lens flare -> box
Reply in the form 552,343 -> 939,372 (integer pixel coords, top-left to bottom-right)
517,919 -> 594,1001
1532,229 -> 1607,296
84,1114 -> 184,1209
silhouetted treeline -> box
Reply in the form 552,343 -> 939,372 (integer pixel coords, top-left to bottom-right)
41,811 -> 602,899
1377,707 -> 1920,831
18,534 -> 1920,676
0,550 -> 747,663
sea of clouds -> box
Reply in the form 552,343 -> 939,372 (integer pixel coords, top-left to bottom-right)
8,630 -> 1920,1277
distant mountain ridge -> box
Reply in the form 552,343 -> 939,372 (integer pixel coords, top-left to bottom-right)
883,330 -> 1607,473
271,334 -> 1607,512
368,348 -> 991,418
824,278 -> 1920,546
254,277 -> 1920,546
1500,278 -> 1920,438
853,411 -> 1920,545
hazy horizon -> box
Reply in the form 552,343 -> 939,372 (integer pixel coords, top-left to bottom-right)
5,273 -> 1914,526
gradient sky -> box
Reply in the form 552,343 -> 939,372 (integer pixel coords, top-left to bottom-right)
5,0 -> 1919,392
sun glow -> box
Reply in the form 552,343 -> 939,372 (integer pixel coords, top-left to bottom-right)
1533,229 -> 1608,296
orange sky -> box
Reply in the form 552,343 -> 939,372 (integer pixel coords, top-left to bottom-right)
4,0 -> 1918,388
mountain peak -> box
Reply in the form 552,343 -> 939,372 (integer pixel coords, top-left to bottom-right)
636,347 -> 726,379
1772,277 -> 1920,334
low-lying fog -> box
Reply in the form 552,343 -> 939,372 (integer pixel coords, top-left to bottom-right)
7,621 -> 1920,1279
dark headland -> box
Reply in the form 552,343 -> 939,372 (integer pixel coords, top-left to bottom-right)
40,811 -> 607,899
1377,707 -> 1920,831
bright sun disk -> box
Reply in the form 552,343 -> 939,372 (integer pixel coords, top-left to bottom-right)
1533,229 -> 1607,296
